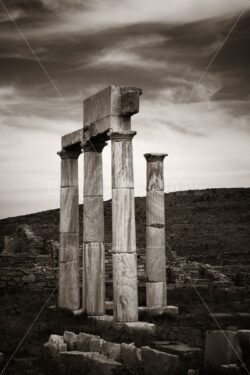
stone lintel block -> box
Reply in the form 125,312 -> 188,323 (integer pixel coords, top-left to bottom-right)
60,187 -> 79,233
146,246 -> 166,282
112,188 -> 136,253
84,86 -> 121,126
83,242 -> 105,315
84,151 -> 103,196
146,159 -> 165,191
113,253 -> 138,322
141,346 -> 180,375
83,196 -> 104,242
121,90 -> 140,116
59,233 -> 79,262
84,86 -> 142,127
204,330 -> 242,369
146,282 -> 167,308
61,128 -> 83,149
112,137 -> 134,189
59,261 -> 80,311
83,116 -> 132,146
146,191 -> 165,225
146,226 -> 165,249
61,158 -> 78,187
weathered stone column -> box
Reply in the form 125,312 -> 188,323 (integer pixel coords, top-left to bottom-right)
82,140 -> 107,315
58,147 -> 82,310
144,153 -> 168,308
111,130 -> 138,322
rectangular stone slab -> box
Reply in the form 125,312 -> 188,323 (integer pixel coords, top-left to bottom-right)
146,226 -> 165,249
146,191 -> 165,225
113,253 -> 138,322
146,246 -> 166,282
83,196 -> 104,242
146,281 -> 167,308
59,233 -> 79,262
61,128 -> 83,149
59,260 -> 80,310
112,189 -> 136,253
84,86 -> 121,126
112,139 -> 134,189
60,187 -> 79,233
61,159 -> 78,187
84,151 -> 103,196
83,242 -> 105,315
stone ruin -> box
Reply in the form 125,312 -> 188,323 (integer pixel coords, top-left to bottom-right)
44,86 -> 250,374
57,85 -> 172,320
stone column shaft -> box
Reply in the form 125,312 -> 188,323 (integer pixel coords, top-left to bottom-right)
83,141 -> 106,315
58,148 -> 81,311
144,153 -> 168,308
111,130 -> 138,322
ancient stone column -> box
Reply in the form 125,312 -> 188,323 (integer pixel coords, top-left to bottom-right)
111,130 -> 138,322
58,147 -> 82,311
144,153 -> 168,308
82,140 -> 107,315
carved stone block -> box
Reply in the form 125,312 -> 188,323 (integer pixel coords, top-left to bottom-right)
83,196 -> 104,242
146,191 -> 165,225
59,233 -> 79,262
84,151 -> 103,196
83,242 -> 105,315
146,281 -> 167,308
112,189 -> 136,253
113,253 -> 138,322
60,187 -> 79,233
59,260 -> 80,310
146,246 -> 166,282
112,139 -> 134,188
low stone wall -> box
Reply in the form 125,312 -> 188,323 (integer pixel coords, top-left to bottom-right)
0,242 -> 232,292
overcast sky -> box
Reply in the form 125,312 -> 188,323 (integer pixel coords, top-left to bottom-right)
0,0 -> 250,218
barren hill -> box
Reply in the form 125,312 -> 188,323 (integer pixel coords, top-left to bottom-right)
0,188 -> 249,266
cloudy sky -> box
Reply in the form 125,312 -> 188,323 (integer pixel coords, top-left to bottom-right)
0,0 -> 250,218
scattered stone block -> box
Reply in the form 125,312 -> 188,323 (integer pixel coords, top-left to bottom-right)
46,335 -> 67,358
153,341 -> 202,370
204,331 -> 242,369
141,346 -> 180,375
120,343 -> 142,370
90,353 -> 121,375
89,337 -> 105,353
63,331 -> 78,350
101,341 -> 121,361
77,333 -> 98,352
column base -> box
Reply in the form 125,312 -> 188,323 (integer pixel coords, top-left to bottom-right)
146,281 -> 167,308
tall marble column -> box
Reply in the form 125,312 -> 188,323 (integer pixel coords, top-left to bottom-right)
58,147 -> 82,311
111,131 -> 138,322
83,140 -> 107,315
144,153 -> 168,308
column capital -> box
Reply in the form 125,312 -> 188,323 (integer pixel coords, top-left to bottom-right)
83,140 -> 108,153
57,148 -> 82,160
144,153 -> 168,162
109,130 -> 136,142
